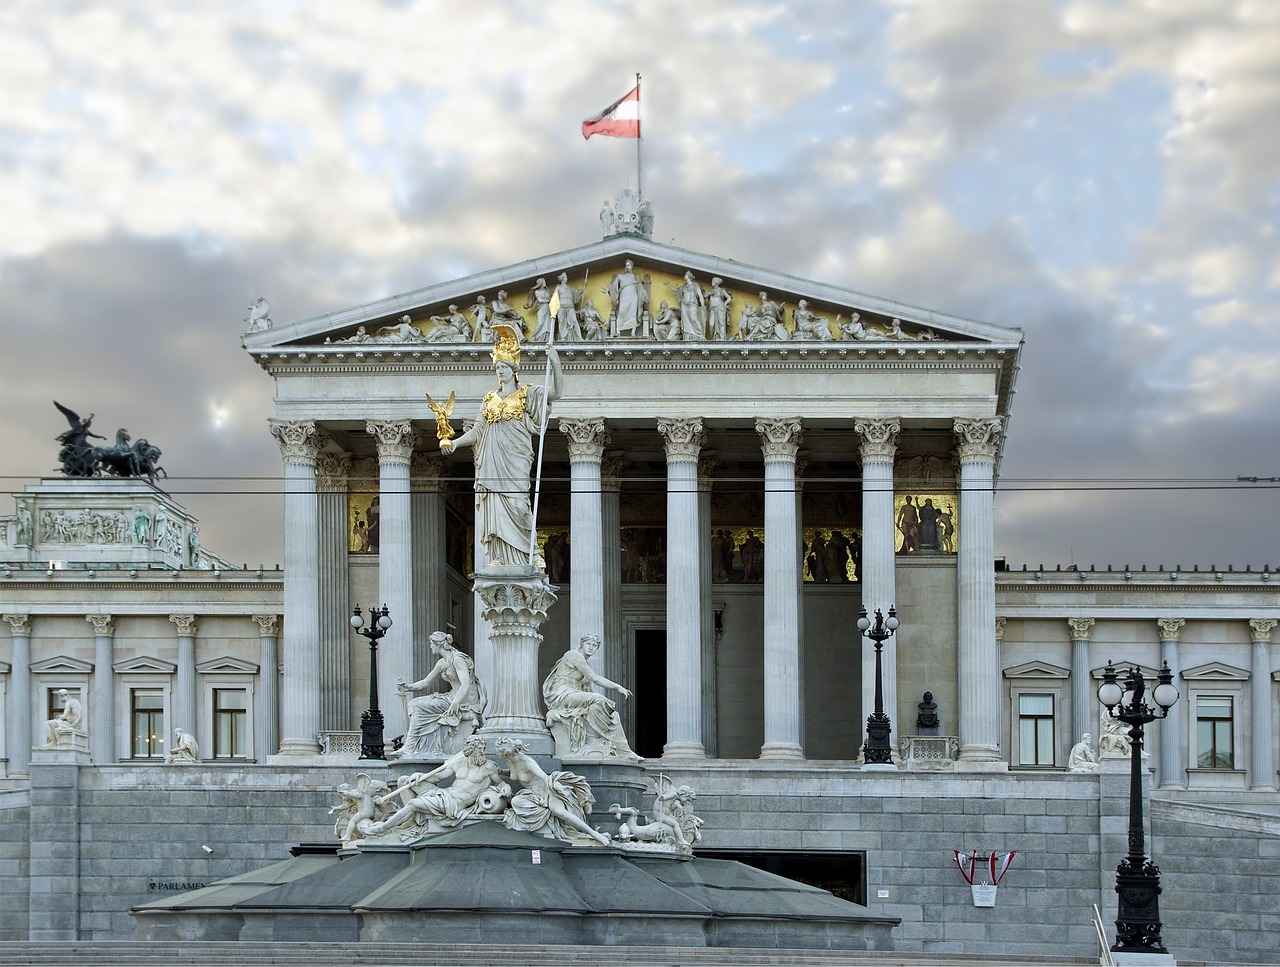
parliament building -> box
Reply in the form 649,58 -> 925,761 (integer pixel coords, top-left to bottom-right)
1,203 -> 1277,961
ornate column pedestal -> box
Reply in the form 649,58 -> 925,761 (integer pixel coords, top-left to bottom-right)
1157,617 -> 1186,790
658,417 -> 706,759
474,565 -> 558,757
855,419 -> 900,755
368,420 -> 417,740
561,418 -> 609,671
269,418 -> 322,758
3,614 -> 32,775
954,418 -> 1005,767
86,614 -> 114,763
757,418 -> 804,760
1249,618 -> 1277,790
169,614 -> 198,740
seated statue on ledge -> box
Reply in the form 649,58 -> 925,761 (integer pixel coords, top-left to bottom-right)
1068,733 -> 1099,773
43,689 -> 85,749
394,631 -> 486,759
543,634 -> 640,761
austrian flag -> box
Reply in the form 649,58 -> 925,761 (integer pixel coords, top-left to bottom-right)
581,85 -> 640,140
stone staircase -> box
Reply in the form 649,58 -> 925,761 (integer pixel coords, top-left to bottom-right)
0,941 -> 1098,966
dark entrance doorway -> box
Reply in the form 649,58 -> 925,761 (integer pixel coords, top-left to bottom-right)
633,628 -> 667,758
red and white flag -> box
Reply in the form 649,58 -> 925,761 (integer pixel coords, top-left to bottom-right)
582,84 -> 640,140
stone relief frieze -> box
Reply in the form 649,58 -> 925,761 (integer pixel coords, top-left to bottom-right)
38,509 -> 131,544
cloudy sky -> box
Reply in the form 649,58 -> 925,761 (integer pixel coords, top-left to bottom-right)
2,0 -> 1277,570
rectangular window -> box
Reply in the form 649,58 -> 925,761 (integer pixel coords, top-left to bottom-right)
1196,695 -> 1234,769
1018,693 -> 1055,766
131,688 -> 165,758
213,688 -> 248,758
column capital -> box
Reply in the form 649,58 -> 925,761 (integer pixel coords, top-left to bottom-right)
315,450 -> 352,492
1249,618 -> 1278,642
601,450 -> 626,493
252,614 -> 280,636
1156,617 -> 1186,641
3,613 -> 32,636
853,419 -> 900,462
169,614 -> 198,636
559,418 -> 610,462
367,420 -> 417,462
1067,617 -> 1096,641
411,452 -> 448,492
85,614 -> 114,636
269,419 -> 320,463
755,417 -> 803,462
657,417 -> 704,462
953,417 -> 1005,462
994,616 -> 1007,641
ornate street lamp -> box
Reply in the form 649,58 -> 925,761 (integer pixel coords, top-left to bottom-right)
350,604 -> 393,760
1097,659 -> 1179,956
858,606 -> 899,766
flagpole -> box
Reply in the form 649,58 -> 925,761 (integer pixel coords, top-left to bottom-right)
635,72 -> 643,198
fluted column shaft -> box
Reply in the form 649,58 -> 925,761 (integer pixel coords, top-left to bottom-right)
412,454 -> 449,674
658,418 -> 706,758
757,419 -> 805,759
1067,618 -> 1095,749
3,615 -> 32,774
1249,619 -> 1277,790
86,614 -> 114,762
316,449 -> 352,731
1154,617 -> 1186,789
269,419 -> 321,756
169,614 -> 197,739
367,420 -> 416,739
954,418 -> 1003,762
601,452 -> 626,695
561,419 -> 609,672
253,615 -> 280,761
698,451 -> 718,757
855,420 -> 900,745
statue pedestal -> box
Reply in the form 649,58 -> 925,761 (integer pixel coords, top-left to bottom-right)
566,760 -> 649,838
473,564 -> 557,757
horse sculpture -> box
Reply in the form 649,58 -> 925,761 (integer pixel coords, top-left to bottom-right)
53,402 -> 166,483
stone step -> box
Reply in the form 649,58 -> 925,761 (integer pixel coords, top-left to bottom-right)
0,941 -> 1099,966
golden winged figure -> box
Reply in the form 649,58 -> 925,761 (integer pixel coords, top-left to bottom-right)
425,390 -> 456,441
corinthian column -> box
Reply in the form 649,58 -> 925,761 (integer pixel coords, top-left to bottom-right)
698,450 -> 718,757
1155,617 -> 1186,789
560,418 -> 610,671
1249,618 -> 1277,790
269,418 -> 321,756
366,419 -> 416,739
316,448 -> 352,732
658,417 -> 706,758
252,614 -> 280,759
954,417 -> 1004,764
3,614 -> 32,774
169,614 -> 197,740
86,614 -> 114,763
757,417 -> 805,760
854,419 -> 900,749
1066,617 -> 1095,749
412,453 -> 449,675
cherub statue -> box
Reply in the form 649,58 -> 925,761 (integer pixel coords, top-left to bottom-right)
425,391 -> 456,442
330,772 -> 391,847
609,774 -> 703,855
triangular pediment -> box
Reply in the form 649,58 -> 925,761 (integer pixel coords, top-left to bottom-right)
196,655 -> 260,674
113,655 -> 177,674
1181,661 -> 1249,682
245,236 -> 1022,353
1003,660 -> 1070,680
31,655 -> 94,674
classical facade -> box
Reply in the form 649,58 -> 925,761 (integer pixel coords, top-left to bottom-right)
1,212 -> 1277,960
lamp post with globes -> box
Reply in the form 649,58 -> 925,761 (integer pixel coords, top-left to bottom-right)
858,606 -> 899,766
350,604 -> 392,760
1097,659 -> 1179,957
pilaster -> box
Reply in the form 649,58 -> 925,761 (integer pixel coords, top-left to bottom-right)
168,614 -> 197,741
756,417 -> 804,760
85,614 -> 114,763
316,448 -> 353,731
252,614 -> 280,759
657,417 -> 706,758
600,451 -> 626,697
1067,617 -> 1095,750
1248,618 -> 1277,790
3,614 -> 32,775
697,449 -> 718,757
1153,617 -> 1185,789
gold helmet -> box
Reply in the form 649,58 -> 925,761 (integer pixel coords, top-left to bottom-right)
491,323 -> 521,368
